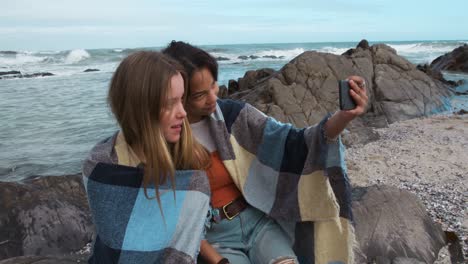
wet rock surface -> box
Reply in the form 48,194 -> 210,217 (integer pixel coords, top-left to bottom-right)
430,44 -> 468,73
0,174 -> 94,260
0,71 -> 54,79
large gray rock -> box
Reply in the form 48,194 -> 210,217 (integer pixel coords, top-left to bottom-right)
0,174 -> 93,260
0,174 -> 451,263
228,40 -> 453,145
353,185 -> 447,264
430,44 -> 468,73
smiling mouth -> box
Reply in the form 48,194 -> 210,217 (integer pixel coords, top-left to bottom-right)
171,124 -> 183,129
205,105 -> 216,111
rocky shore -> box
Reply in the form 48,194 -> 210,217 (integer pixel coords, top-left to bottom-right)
347,113 -> 468,262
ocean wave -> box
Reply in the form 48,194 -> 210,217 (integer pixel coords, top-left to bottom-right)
64,49 -> 91,64
253,48 -> 305,59
0,53 -> 48,66
210,48 -> 305,64
36,50 -> 62,55
389,42 -> 463,55
384,41 -> 467,64
316,46 -> 352,55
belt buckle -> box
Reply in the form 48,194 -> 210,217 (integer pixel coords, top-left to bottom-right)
222,199 -> 239,220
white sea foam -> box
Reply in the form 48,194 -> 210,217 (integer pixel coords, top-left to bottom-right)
37,50 -> 62,55
389,42 -> 462,56
210,48 -> 305,64
253,48 -> 305,60
0,54 -> 46,66
64,49 -> 91,64
317,46 -> 351,55
384,42 -> 466,64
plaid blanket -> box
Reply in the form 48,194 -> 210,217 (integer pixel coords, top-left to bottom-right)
208,99 -> 355,264
82,134 -> 211,264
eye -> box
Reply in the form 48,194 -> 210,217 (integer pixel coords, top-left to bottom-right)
191,92 -> 207,100
164,100 -> 176,110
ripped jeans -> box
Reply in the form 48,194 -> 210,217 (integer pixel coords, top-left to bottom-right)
205,205 -> 298,264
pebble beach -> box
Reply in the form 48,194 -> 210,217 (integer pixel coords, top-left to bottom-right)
347,113 -> 468,260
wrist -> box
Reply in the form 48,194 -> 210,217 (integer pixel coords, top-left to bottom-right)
336,110 -> 356,123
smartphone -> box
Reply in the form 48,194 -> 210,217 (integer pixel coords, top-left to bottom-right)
339,80 -> 356,110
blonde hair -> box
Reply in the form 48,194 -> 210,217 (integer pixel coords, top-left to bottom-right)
108,51 -> 210,207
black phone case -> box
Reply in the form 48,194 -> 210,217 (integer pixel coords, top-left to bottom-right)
339,80 -> 356,110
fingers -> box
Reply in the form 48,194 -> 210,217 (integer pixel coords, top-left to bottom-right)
348,79 -> 367,98
349,88 -> 367,107
347,78 -> 369,114
347,75 -> 366,89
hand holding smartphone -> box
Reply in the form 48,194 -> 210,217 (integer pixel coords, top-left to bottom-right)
339,80 -> 356,111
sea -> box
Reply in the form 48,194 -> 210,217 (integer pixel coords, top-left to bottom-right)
1,40 -> 468,182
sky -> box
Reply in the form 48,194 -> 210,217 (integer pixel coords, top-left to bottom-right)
1,0 -> 467,51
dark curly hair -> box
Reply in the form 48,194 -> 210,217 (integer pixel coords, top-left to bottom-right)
162,40 -> 218,84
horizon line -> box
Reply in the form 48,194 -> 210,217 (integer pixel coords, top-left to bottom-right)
1,38 -> 467,52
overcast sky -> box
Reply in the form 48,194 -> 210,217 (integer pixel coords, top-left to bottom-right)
1,0 -> 467,51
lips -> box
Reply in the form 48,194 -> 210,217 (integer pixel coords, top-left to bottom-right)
171,123 -> 183,132
204,104 -> 216,112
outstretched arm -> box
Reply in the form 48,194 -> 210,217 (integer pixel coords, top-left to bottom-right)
323,75 -> 368,140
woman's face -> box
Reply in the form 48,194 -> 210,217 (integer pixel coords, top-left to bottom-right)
160,72 -> 187,143
186,67 -> 219,123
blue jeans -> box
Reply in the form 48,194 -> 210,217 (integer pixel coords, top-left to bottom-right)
205,205 -> 297,264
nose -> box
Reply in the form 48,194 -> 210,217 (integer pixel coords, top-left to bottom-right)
176,102 -> 187,119
206,89 -> 217,105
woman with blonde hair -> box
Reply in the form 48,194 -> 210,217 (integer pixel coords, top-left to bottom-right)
82,51 -> 211,263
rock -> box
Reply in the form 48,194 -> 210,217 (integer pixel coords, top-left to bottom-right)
0,174 -> 94,260
357,39 -> 370,49
1,174 -> 454,262
249,55 -> 259,60
343,39 -> 370,56
218,84 -> 228,99
22,72 -> 54,78
0,72 -> 54,80
454,89 -> 468,95
230,68 -> 276,96
430,44 -> 468,73
216,56 -> 230,61
83,69 -> 99,72
227,42 -> 453,145
238,55 -> 248,60
0,71 -> 21,76
353,185 -> 447,263
0,51 -> 17,55
454,109 -> 468,115
416,64 -> 459,87
263,55 -> 278,59
228,79 -> 239,94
